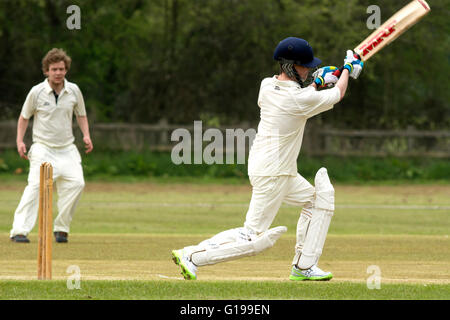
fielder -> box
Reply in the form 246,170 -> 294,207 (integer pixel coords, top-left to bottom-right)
10,48 -> 92,243
172,37 -> 363,280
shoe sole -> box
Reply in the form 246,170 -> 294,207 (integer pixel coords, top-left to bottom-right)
289,273 -> 333,281
10,237 -> 30,243
171,250 -> 196,280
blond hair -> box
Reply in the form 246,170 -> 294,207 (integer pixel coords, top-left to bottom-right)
42,48 -> 72,74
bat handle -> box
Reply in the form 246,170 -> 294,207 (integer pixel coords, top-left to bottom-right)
336,53 -> 362,77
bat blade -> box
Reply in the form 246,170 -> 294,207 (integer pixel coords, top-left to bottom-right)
355,0 -> 431,61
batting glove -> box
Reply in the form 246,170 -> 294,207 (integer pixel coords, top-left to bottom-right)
313,66 -> 340,88
343,50 -> 364,79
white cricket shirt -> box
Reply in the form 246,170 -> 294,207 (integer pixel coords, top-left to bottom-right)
248,75 -> 341,177
20,78 -> 86,148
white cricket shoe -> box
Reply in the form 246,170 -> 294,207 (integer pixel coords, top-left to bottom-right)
289,264 -> 333,281
171,249 -> 198,280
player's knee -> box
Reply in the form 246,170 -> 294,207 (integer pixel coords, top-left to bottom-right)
73,179 -> 85,191
24,178 -> 41,192
313,168 -> 334,210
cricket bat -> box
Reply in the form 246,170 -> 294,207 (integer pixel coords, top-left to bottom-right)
355,0 -> 431,61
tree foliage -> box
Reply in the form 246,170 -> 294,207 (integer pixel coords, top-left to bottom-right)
0,0 -> 448,129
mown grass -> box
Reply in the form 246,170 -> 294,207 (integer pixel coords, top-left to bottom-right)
1,280 -> 448,300
1,182 -> 449,236
0,182 -> 448,300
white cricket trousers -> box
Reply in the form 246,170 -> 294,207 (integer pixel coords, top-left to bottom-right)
10,143 -> 85,237
184,173 -> 315,263
244,174 -> 315,234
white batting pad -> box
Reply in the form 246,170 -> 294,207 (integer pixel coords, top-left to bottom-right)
297,168 -> 335,269
314,167 -> 335,211
190,226 -> 287,266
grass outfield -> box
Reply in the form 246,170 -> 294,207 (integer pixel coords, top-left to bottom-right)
1,280 -> 448,300
0,180 -> 449,300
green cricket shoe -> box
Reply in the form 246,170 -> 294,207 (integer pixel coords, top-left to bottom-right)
289,265 -> 333,281
171,249 -> 197,280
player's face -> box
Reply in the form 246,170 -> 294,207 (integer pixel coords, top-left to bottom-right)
294,65 -> 310,81
46,61 -> 67,85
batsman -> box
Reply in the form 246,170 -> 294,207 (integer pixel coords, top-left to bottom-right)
172,37 -> 363,281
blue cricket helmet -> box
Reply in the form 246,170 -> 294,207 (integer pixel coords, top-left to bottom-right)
273,37 -> 321,68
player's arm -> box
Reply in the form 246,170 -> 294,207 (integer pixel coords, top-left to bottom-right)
296,49 -> 360,117
76,115 -> 93,154
310,66 -> 348,101
16,88 -> 37,160
335,68 -> 349,101
16,115 -> 29,160
336,49 -> 364,100
312,50 -> 363,100
73,84 -> 93,154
